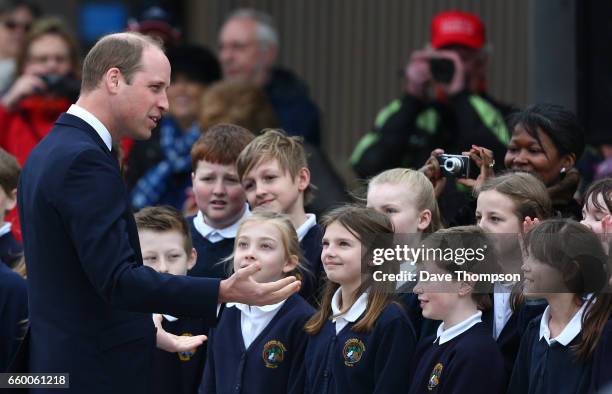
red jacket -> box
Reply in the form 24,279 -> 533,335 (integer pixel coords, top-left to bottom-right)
0,95 -> 71,166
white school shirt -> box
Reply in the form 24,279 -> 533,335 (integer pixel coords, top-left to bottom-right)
67,104 -> 112,151
539,296 -> 591,346
193,204 -> 251,243
0,222 -> 11,237
226,300 -> 286,348
296,213 -> 317,241
330,288 -> 368,334
492,281 -> 515,340
435,311 -> 483,345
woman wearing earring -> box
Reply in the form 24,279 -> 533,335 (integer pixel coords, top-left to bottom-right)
423,103 -> 585,221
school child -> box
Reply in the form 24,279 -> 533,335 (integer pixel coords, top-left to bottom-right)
366,168 -> 443,338
580,179 -> 612,391
304,205 -> 416,394
0,148 -> 22,268
200,210 -> 314,394
135,206 -> 208,394
188,124 -> 255,279
508,219 -> 612,394
409,226 -> 507,394
580,177 -> 612,252
236,129 -> 323,303
0,258 -> 27,372
475,172 -> 551,375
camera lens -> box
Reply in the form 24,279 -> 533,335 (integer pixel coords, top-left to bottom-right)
443,157 -> 463,175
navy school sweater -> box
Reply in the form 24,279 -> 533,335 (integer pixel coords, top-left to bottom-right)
0,262 -> 28,372
0,231 -> 22,269
408,322 -> 506,394
304,302 -> 416,394
200,293 -> 314,394
481,298 -> 547,377
589,318 -> 612,393
151,317 -> 208,394
507,314 -> 594,394
187,217 -> 234,279
299,224 -> 323,305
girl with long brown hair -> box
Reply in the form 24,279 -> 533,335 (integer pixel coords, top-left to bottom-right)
508,219 -> 612,393
304,205 -> 416,393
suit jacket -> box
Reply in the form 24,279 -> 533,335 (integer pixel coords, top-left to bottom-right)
17,113 -> 221,393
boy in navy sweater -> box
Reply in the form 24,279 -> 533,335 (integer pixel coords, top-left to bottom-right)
0,260 -> 27,372
409,226 -> 507,394
188,124 -> 255,279
0,148 -> 22,268
136,206 -> 209,394
237,129 -> 323,304
200,210 -> 314,394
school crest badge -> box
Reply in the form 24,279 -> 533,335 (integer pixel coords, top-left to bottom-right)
428,363 -> 443,390
342,338 -> 365,366
262,340 -> 287,368
177,333 -> 195,361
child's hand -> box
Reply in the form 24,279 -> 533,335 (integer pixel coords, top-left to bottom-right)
153,314 -> 207,353
523,216 -> 540,233
602,214 -> 612,236
419,148 -> 447,198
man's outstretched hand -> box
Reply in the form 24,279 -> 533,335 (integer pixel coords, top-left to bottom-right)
218,262 -> 301,305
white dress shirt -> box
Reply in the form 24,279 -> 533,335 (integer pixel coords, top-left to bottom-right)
539,297 -> 591,346
67,104 -> 112,151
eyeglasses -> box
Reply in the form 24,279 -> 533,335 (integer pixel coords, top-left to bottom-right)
3,19 -> 31,32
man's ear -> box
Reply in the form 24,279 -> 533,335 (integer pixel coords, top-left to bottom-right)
187,248 -> 197,271
296,167 -> 310,192
105,67 -> 122,94
6,188 -> 17,210
282,254 -> 299,274
417,209 -> 432,231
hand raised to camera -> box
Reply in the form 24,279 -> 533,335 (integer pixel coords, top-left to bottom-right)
1,74 -> 46,109
218,262 -> 301,306
419,148 -> 446,198
405,49 -> 433,99
456,145 -> 495,193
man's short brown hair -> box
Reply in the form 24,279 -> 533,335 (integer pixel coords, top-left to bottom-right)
0,148 -> 20,195
135,206 -> 192,254
81,32 -> 161,92
191,123 -> 255,170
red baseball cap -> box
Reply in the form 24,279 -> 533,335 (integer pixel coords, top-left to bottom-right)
431,11 -> 485,49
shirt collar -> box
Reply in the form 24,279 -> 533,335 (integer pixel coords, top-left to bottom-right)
193,204 -> 250,240
67,104 -> 113,151
435,311 -> 483,345
330,287 -> 368,324
0,222 -> 11,237
227,298 -> 286,315
296,213 -> 317,241
162,314 -> 178,322
539,296 -> 591,346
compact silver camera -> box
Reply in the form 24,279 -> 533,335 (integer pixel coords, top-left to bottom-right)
436,154 -> 477,178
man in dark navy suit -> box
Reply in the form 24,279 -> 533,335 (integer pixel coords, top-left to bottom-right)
16,32 -> 299,393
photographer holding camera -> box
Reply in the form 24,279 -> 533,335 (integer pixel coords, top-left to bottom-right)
351,11 -> 513,179
0,17 -> 80,166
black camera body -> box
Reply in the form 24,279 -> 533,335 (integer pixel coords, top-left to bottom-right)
428,58 -> 455,84
40,74 -> 80,100
437,154 -> 477,178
